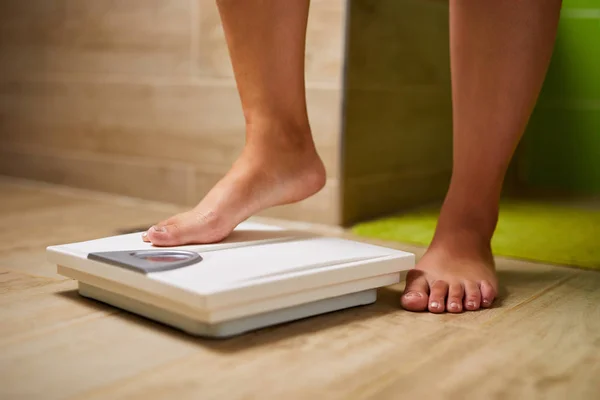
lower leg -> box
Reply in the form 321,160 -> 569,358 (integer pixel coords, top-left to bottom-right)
145,0 -> 325,246
402,0 -> 562,313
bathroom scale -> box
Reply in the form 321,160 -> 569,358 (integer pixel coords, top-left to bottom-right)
47,221 -> 414,338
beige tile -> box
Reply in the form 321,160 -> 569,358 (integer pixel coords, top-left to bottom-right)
0,0 -> 192,77
305,0 -> 348,84
0,79 -> 246,170
257,178 -> 340,225
0,146 -> 194,206
195,0 -> 347,85
189,169 -> 223,205
345,0 -> 450,91
0,80 -> 342,177
194,0 -> 231,79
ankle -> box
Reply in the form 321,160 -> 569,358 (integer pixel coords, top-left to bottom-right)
429,218 -> 495,265
244,106 -> 311,137
435,191 -> 499,245
245,118 -> 316,157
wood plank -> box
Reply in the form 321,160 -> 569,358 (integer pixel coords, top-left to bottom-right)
332,233 -> 580,327
389,258 -> 578,328
1,179 -> 597,400
0,307 -> 200,400
0,269 -> 60,295
0,183 -> 89,215
0,0 -> 192,77
0,249 -> 67,280
72,290 -> 474,400
0,270 -> 115,346
369,271 -> 600,400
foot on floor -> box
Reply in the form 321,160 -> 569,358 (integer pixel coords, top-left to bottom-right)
401,216 -> 499,313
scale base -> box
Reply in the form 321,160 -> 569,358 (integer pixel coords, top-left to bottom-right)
78,282 -> 377,339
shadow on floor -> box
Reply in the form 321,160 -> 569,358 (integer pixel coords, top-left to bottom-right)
54,286 -> 403,353
53,265 -> 576,353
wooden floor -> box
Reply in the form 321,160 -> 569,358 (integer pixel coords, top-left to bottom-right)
1,176 -> 599,400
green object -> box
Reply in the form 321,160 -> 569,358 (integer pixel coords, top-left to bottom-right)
352,201 -> 600,271
520,0 -> 600,194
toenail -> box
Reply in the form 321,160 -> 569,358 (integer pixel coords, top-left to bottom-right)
430,301 -> 439,309
142,232 -> 147,237
467,301 -> 476,308
450,302 -> 459,309
152,225 -> 166,233
404,292 -> 422,299
482,299 -> 491,306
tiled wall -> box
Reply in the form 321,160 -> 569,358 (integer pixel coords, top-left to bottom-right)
0,0 -> 348,225
519,0 -> 600,194
340,0 -> 453,225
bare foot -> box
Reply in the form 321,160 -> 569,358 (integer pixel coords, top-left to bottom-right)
401,204 -> 499,313
144,121 -> 326,246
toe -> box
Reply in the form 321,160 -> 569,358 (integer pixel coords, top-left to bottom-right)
146,223 -> 180,246
141,231 -> 150,242
146,211 -> 229,246
446,282 -> 464,313
401,270 -> 429,311
146,212 -> 193,246
428,280 -> 449,313
480,280 -> 497,308
463,281 -> 481,311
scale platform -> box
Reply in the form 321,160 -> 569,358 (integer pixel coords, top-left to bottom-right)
47,221 -> 414,338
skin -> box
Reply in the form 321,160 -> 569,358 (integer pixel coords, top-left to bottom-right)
144,0 -> 563,313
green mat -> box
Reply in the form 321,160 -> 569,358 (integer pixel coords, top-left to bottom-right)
352,201 -> 600,271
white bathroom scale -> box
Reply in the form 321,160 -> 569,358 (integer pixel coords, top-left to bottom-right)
47,221 -> 414,338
